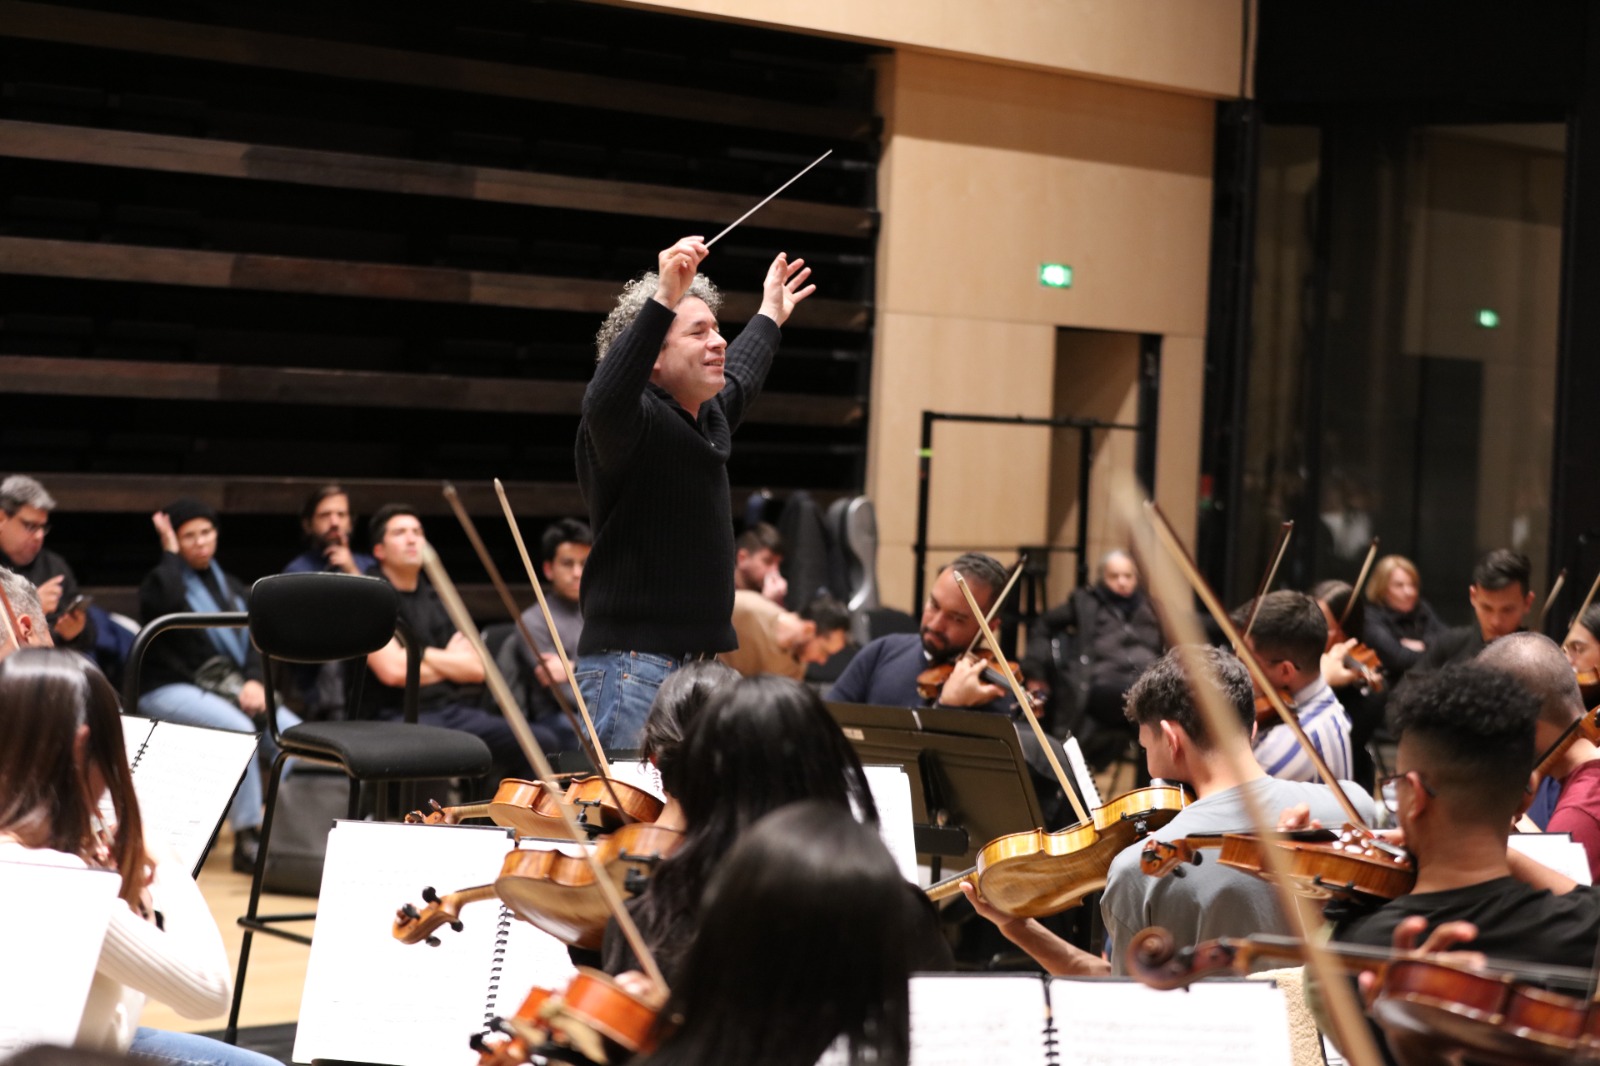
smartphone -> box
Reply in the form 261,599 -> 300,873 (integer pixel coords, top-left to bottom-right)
59,594 -> 92,615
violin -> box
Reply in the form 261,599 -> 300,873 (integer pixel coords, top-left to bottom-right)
405,775 -> 663,838
1139,824 -> 1415,905
925,784 -> 1191,916
471,968 -> 664,1066
914,648 -> 1042,708
1577,667 -> 1600,707
395,821 -> 684,949
1127,926 -> 1600,1066
1253,687 -> 1298,729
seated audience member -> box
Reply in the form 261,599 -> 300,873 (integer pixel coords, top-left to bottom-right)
283,484 -> 374,576
0,474 -> 92,650
1333,662 -> 1600,966
1477,632 -> 1600,880
1242,590 -> 1354,783
632,802 -> 913,1066
1362,554 -> 1449,681
1313,579 -> 1386,789
733,521 -> 787,605
136,499 -> 298,873
362,504 -> 529,777
0,648 -> 279,1066
512,518 -> 591,746
1020,549 -> 1163,767
0,568 -> 53,656
967,646 -> 1374,975
720,590 -> 849,681
604,675 -> 950,984
1414,549 -> 1533,672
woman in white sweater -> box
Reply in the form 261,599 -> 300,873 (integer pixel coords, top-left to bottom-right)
0,648 -> 279,1066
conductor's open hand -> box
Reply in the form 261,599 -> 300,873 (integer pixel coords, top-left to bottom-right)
758,252 -> 814,327
653,236 -> 708,309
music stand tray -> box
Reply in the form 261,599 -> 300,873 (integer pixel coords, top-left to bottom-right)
826,701 -> 1044,873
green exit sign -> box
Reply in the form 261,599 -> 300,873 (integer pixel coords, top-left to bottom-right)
1039,263 -> 1073,289
1477,308 -> 1500,328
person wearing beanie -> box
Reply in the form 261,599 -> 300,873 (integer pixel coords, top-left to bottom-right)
136,499 -> 299,873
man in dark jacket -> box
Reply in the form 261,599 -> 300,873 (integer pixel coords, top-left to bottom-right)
1021,550 -> 1164,768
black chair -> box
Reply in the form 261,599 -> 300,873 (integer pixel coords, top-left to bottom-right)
227,572 -> 494,1042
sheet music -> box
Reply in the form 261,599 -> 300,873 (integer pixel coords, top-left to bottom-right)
0,859 -> 121,1057
1062,736 -> 1103,809
120,717 -> 260,875
1051,978 -> 1293,1066
606,759 -> 666,803
1508,832 -> 1593,885
295,820 -> 573,1066
863,764 -> 920,883
907,974 -> 1050,1066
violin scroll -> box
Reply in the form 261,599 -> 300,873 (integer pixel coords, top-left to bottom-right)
393,883 -> 497,946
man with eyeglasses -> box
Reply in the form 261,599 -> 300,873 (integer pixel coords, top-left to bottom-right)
1333,662 -> 1600,969
0,474 -> 92,651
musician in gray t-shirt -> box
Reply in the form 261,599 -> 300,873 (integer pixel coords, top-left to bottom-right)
962,646 -> 1375,975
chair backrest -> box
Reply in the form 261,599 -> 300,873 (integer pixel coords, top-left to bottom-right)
249,573 -> 399,665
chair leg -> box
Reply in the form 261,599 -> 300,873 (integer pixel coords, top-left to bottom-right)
226,749 -> 290,1043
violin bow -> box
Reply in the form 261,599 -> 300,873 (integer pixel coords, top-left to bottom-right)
1145,502 -> 1369,830
420,541 -> 669,993
1109,477 -> 1385,1066
440,484 -> 625,813
1562,571 -> 1600,647
492,479 -> 612,772
1539,569 -> 1569,634
956,553 -> 1028,661
1240,521 -> 1292,641
1340,537 -> 1381,631
952,571 -> 1091,827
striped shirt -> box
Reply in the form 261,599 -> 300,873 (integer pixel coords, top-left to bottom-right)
1251,676 -> 1352,783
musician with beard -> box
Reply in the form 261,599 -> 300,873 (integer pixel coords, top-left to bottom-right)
828,552 -> 1013,712
283,485 -> 374,576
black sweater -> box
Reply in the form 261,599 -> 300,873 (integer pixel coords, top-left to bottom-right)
576,298 -> 779,655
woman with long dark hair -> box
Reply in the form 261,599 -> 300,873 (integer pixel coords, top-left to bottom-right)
0,648 -> 278,1066
604,673 -> 949,983
635,801 -> 913,1066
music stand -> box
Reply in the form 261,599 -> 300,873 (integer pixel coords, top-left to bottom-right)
826,701 -> 1045,878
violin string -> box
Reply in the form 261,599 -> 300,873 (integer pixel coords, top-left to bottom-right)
1241,521 -> 1293,641
1339,537 -> 1381,630
953,570 -> 1090,827
440,484 -> 616,799
493,478 -> 615,781
1115,475 -> 1388,1066
420,541 -> 669,993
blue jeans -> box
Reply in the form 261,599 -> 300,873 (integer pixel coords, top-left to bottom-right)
130,1026 -> 283,1066
576,651 -> 688,753
137,683 -> 300,832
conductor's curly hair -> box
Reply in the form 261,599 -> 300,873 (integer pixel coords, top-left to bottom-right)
594,272 -> 723,363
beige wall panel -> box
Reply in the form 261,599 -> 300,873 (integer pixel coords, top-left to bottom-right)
878,54 -> 1215,338
603,0 -> 1244,97
1048,330 -> 1140,602
1155,334 -> 1204,554
869,311 -> 1057,611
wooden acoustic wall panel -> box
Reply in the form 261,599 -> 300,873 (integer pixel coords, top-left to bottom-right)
0,120 -> 875,239
0,237 -> 869,331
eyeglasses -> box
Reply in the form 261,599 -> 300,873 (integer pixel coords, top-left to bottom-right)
6,514 -> 50,536
1377,770 -> 1438,813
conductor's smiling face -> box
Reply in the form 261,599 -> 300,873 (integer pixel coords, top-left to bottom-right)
651,296 -> 727,412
